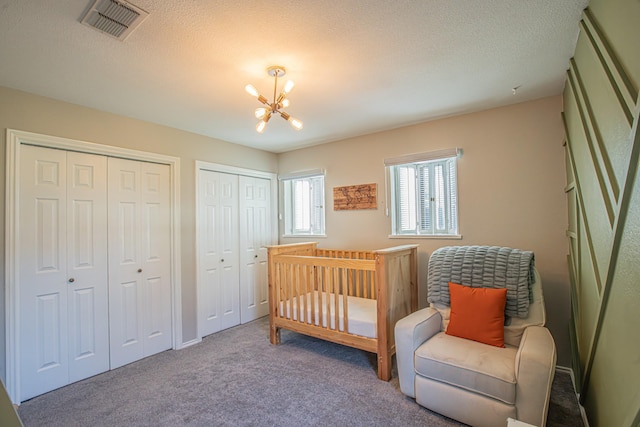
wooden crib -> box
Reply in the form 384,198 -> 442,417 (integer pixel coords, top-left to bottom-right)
267,242 -> 418,381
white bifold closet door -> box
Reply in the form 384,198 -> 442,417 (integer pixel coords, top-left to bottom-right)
239,176 -> 271,323
19,145 -> 109,401
108,158 -> 172,369
198,170 -> 240,336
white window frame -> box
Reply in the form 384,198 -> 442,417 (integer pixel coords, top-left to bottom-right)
280,169 -> 326,237
386,148 -> 461,238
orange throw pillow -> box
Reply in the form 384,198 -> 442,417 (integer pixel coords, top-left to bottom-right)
446,282 -> 507,347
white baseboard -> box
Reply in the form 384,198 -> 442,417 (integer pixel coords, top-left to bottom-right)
555,366 -> 590,427
555,365 -> 573,375
178,338 -> 202,349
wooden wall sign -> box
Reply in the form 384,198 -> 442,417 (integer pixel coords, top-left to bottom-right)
333,183 -> 377,210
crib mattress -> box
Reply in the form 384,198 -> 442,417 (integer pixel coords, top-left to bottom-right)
279,291 -> 377,338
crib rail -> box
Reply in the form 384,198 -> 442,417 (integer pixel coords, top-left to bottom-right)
272,254 -> 375,335
315,249 -> 376,298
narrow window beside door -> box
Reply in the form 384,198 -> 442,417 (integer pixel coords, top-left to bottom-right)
281,172 -> 325,236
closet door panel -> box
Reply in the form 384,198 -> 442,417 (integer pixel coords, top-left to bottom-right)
198,170 -> 240,335
218,172 -> 240,330
254,179 -> 270,316
108,158 -> 144,369
140,162 -> 172,355
198,170 -> 222,336
66,151 -> 109,382
19,145 -> 68,401
239,176 -> 271,323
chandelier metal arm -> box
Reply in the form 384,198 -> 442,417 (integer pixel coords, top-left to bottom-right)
272,72 -> 279,108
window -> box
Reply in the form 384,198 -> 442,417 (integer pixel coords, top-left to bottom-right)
281,171 -> 325,236
387,149 -> 459,237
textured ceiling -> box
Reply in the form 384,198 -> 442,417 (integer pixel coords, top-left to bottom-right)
0,0 -> 588,153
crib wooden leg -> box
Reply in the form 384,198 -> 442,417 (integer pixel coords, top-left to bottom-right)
270,324 -> 281,345
378,353 -> 392,381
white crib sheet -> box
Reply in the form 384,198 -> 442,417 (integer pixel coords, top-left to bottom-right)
279,291 -> 377,338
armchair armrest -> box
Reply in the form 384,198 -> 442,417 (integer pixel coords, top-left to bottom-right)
394,307 -> 442,398
514,326 -> 557,427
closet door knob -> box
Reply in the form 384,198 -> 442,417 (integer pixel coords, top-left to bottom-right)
68,278 -> 75,283
137,268 -> 143,273
220,259 -> 225,263
254,254 -> 258,258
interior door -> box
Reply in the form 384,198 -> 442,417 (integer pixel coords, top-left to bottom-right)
139,161 -> 172,356
66,151 -> 109,382
239,176 -> 271,323
108,158 -> 172,369
198,170 -> 240,337
19,145 -> 109,401
108,157 -> 144,369
219,172 -> 240,330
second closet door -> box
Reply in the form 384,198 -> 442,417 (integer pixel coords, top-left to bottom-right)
239,176 -> 271,323
108,158 -> 172,369
199,170 -> 240,337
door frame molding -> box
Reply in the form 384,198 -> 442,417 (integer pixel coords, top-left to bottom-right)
194,161 -> 277,340
4,129 -> 183,404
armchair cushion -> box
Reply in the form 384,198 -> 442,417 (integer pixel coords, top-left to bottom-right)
446,282 -> 507,347
415,332 -> 518,404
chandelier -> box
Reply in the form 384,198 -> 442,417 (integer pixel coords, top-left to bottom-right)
245,66 -> 303,133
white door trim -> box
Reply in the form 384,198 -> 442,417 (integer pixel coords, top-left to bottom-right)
4,129 -> 183,404
195,161 -> 277,340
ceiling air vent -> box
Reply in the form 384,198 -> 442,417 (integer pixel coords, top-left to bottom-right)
81,0 -> 149,40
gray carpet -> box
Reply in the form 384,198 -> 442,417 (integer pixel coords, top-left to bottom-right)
18,317 -> 583,427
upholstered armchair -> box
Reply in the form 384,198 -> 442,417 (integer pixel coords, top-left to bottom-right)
395,246 -> 557,427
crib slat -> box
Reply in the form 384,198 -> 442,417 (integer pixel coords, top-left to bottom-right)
282,262 -> 288,319
278,262 -> 284,319
287,263 -> 294,321
342,268 -> 349,333
333,267 -> 339,332
309,265 -> 315,325
349,268 -> 355,297
295,263 -> 302,323
325,266 -> 331,330
301,264 -> 307,324
370,270 -> 376,300
273,262 -> 278,317
365,270 -> 370,299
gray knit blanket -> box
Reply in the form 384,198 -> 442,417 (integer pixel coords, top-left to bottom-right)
427,246 -> 535,318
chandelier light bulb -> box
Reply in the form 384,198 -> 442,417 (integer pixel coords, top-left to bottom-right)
289,118 -> 303,130
245,84 -> 259,98
283,80 -> 295,94
256,120 -> 267,133
281,99 -> 290,108
255,107 -> 268,119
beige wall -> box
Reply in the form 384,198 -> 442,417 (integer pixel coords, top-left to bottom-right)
0,85 -> 278,382
563,1 -> 640,425
278,96 -> 572,366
